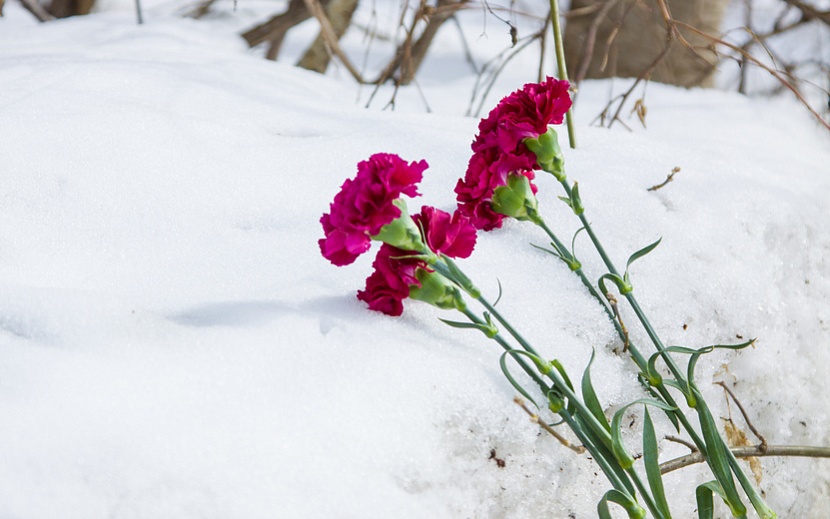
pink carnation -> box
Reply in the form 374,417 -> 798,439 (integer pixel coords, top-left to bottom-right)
319,153 -> 428,266
474,77 -> 572,155
455,148 -> 538,231
413,206 -> 477,259
358,206 -> 477,316
456,77 -> 570,230
357,244 -> 424,316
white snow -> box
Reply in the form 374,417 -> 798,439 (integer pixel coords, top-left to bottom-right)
1,1 -> 829,517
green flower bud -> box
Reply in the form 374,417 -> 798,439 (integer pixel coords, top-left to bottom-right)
373,199 -> 429,254
491,174 -> 540,222
525,127 -> 565,180
409,269 -> 466,311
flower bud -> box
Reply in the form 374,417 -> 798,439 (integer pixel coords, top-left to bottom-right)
408,269 -> 466,311
372,199 -> 429,254
491,173 -> 540,222
525,127 -> 565,180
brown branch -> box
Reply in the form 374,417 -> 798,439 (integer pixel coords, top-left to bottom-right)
673,19 -> 830,132
660,444 -> 830,475
781,0 -> 830,25
716,381 -> 768,451
647,166 -> 681,192
514,397 -> 586,454
574,0 -> 623,85
18,0 -> 55,21
300,0 -> 366,83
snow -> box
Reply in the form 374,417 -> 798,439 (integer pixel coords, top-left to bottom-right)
1,1 -> 829,517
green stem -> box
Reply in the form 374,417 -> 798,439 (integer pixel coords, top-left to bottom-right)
625,466 -> 667,519
548,0 -> 576,149
555,177 -> 775,517
533,213 -> 710,457
460,307 -> 549,391
441,258 -> 678,516
558,180 -> 686,384
725,448 -> 778,519
459,308 -> 637,500
561,411 -> 634,497
433,257 -> 615,450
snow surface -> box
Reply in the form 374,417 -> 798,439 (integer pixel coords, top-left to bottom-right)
1,1 -> 829,518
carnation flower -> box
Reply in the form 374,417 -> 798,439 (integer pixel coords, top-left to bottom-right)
357,243 -> 423,316
357,206 -> 477,316
456,77 -> 571,230
413,206 -> 477,259
319,153 -> 428,266
455,148 -> 538,231
474,77 -> 571,155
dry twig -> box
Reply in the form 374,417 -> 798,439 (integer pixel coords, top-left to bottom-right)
514,397 -> 586,454
660,444 -> 830,475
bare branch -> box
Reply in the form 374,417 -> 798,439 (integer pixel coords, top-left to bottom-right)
18,0 -> 55,21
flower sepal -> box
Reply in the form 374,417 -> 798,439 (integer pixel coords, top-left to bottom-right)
491,173 -> 541,223
408,269 -> 467,311
525,127 -> 565,181
372,199 -> 429,254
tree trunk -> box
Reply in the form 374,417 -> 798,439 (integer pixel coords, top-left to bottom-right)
377,0 -> 467,85
241,0 -> 325,60
47,0 -> 95,18
564,0 -> 727,87
297,0 -> 359,73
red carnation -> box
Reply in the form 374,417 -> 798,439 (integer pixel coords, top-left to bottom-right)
456,77 -> 570,230
358,207 -> 477,316
474,77 -> 571,155
319,153 -> 428,266
413,206 -> 477,259
455,148 -> 538,231
357,243 -> 424,316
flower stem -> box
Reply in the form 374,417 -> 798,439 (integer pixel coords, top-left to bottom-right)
460,307 -> 548,391
439,257 -> 675,515
435,257 -> 614,448
548,0 -> 576,149
555,177 -> 775,517
532,213 -> 710,456
458,308 -> 636,498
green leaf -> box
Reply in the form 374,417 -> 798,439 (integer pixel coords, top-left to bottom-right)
551,359 -> 575,392
598,489 -> 647,519
581,349 -> 611,433
696,399 -> 747,518
576,413 -> 636,496
438,318 -> 496,335
499,351 -> 540,409
626,237 -> 662,272
647,350 -> 695,407
550,359 -> 577,415
530,242 -> 567,264
695,481 -> 721,519
570,181 -> 585,215
610,399 -> 676,470
599,273 -> 632,295
643,408 -> 672,518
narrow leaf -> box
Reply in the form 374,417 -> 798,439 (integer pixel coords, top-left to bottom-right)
643,408 -> 672,518
582,349 -> 611,433
697,399 -> 747,518
695,481 -> 719,519
550,359 -> 578,415
610,399 -> 676,470
499,351 -> 539,409
626,237 -> 662,271
599,489 -> 646,519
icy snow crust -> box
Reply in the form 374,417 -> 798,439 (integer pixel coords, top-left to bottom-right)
1,4 -> 829,518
